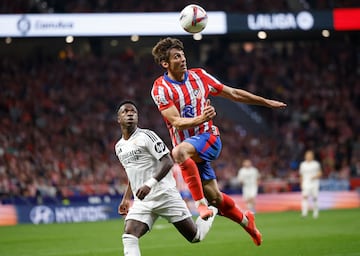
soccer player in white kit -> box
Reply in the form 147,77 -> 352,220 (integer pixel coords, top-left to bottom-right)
237,159 -> 260,212
115,101 -> 217,256
299,150 -> 322,218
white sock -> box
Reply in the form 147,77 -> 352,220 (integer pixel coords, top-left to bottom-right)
192,206 -> 218,242
302,198 -> 308,217
241,212 -> 248,226
122,234 -> 140,256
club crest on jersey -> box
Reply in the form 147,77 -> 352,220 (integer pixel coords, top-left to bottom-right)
154,141 -> 166,153
193,89 -> 203,99
182,105 -> 194,118
209,85 -> 218,93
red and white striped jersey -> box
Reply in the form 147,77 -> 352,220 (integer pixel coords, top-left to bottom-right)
151,68 -> 224,146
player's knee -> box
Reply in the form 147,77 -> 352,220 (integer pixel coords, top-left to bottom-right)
172,146 -> 185,163
208,195 -> 223,207
122,233 -> 138,245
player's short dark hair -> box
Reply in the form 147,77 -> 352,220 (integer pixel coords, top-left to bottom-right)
117,100 -> 137,112
152,37 -> 184,65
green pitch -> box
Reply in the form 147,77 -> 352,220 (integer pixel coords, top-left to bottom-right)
1,208 -> 359,256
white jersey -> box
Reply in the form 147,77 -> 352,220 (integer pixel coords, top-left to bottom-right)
237,167 -> 260,189
299,160 -> 321,187
115,128 -> 176,201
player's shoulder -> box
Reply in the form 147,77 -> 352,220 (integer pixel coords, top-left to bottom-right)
137,128 -> 160,142
153,74 -> 166,86
189,68 -> 207,76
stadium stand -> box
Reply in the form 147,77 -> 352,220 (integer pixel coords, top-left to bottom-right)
0,0 -> 359,203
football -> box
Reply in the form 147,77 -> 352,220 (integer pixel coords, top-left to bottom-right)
179,4 -> 208,34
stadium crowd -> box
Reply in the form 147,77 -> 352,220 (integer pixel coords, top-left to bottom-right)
1,35 -> 359,202
0,0 -> 359,202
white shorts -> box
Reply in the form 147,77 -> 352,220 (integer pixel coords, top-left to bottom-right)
301,184 -> 319,197
125,187 -> 192,230
242,186 -> 258,200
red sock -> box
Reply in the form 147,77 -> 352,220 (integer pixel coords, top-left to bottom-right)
218,193 -> 244,224
179,158 -> 204,201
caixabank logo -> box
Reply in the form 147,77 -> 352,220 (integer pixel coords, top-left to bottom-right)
17,15 -> 31,36
15,14 -> 74,36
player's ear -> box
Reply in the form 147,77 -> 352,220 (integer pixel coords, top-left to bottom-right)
161,60 -> 169,69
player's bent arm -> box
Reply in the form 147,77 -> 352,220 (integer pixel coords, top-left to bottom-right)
219,85 -> 287,108
160,104 -> 215,131
118,182 -> 132,215
122,181 -> 133,200
143,154 -> 174,188
137,154 -> 174,200
154,153 -> 175,182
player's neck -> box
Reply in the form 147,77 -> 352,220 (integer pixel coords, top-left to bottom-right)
167,71 -> 185,82
122,126 -> 137,140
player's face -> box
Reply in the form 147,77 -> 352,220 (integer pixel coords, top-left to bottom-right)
166,48 -> 187,75
117,104 -> 138,128
305,151 -> 314,161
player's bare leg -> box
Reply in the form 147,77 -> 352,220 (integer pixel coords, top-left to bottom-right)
173,206 -> 218,243
122,220 -> 149,256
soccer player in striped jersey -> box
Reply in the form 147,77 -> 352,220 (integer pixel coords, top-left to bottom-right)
115,101 -> 217,256
151,37 -> 287,246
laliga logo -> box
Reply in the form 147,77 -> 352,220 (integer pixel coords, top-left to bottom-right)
248,11 -> 314,31
30,206 -> 55,224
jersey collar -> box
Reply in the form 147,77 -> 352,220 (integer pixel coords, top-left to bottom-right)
164,71 -> 188,85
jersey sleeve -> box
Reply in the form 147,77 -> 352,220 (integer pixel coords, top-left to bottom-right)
151,77 -> 174,111
142,129 -> 170,160
198,68 -> 224,96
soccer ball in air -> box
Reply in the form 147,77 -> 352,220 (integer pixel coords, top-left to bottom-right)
179,4 -> 208,34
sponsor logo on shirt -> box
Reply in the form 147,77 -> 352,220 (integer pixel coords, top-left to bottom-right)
182,105 -> 194,118
154,142 -> 166,153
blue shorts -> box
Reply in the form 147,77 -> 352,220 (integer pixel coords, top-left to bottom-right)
184,133 -> 222,181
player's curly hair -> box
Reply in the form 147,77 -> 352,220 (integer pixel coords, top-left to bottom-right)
152,37 -> 184,66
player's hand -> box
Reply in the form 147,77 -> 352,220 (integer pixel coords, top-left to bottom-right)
118,200 -> 130,216
265,99 -> 287,108
136,185 -> 151,200
203,99 -> 216,121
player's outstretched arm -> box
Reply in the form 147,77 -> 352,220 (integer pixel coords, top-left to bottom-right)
219,85 -> 287,108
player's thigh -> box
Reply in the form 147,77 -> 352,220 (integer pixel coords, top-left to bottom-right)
310,185 -> 319,198
203,179 -> 222,205
125,201 -> 158,231
124,219 -> 149,238
172,141 -> 200,162
301,186 -> 311,197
